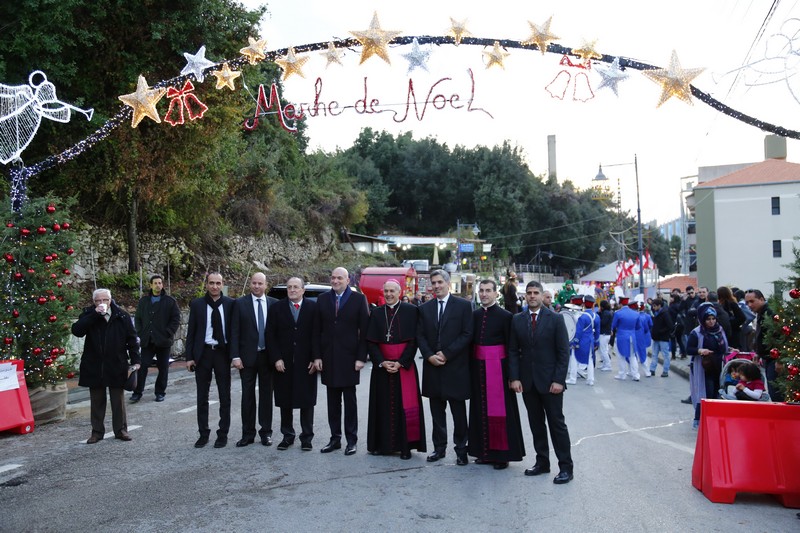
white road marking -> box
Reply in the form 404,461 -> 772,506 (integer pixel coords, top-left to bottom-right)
0,464 -> 23,475
572,418 -> 695,454
601,399 -> 614,410
593,387 -> 604,394
177,401 -> 218,414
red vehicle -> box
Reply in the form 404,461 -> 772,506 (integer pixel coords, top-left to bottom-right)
359,266 -> 417,306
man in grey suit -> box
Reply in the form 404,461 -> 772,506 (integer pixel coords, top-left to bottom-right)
417,269 -> 473,466
509,280 -> 574,484
230,272 -> 277,447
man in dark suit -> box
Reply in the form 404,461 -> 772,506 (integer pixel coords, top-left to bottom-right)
316,267 -> 370,456
185,272 -> 235,449
417,269 -> 473,466
509,280 -> 574,484
230,272 -> 278,447
267,276 -> 319,451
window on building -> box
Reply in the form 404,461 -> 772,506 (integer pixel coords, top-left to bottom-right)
771,196 -> 780,215
773,240 -> 782,258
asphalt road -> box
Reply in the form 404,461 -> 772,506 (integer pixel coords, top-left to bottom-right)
1,355 -> 797,532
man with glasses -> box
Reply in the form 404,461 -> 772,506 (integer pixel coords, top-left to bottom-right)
745,289 -> 782,402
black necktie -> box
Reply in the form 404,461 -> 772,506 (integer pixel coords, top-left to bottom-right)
257,299 -> 265,350
438,300 -> 444,325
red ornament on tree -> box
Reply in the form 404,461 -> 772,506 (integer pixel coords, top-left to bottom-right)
48,315 -> 57,323
37,226 -> 47,235
51,253 -> 58,260
51,223 -> 60,232
782,325 -> 792,336
46,204 -> 56,214
788,365 -> 799,376
13,272 -> 23,281
27,268 -> 35,274
44,255 -> 53,263
61,222 -> 70,230
3,253 -> 13,263
770,348 -> 780,359
37,296 -> 47,305
63,269 -> 71,275
43,358 -> 53,366
790,288 -> 800,299
20,228 -> 30,236
33,347 -> 42,356
58,347 -> 65,355
66,372 -> 75,379
56,281 -> 63,288
66,248 -> 74,255
773,314 -> 781,322
12,309 -> 19,318
794,391 -> 800,402
49,295 -> 56,301
50,273 -> 56,279
4,337 -> 13,345
6,222 -> 14,228
49,348 -> 59,356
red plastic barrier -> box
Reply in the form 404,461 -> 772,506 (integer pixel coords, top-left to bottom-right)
0,359 -> 35,434
692,399 -> 800,507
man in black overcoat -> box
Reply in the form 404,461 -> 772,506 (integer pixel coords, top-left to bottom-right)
267,276 -> 320,451
185,272 -> 235,448
316,267 -> 370,456
417,269 -> 473,466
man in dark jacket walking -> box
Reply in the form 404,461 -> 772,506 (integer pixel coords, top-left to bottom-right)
648,298 -> 674,377
132,274 -> 181,403
72,288 -> 140,444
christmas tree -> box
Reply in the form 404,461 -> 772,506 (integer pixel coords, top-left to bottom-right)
0,197 -> 79,388
764,245 -> 800,403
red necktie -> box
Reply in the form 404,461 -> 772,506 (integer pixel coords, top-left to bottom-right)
531,312 -> 537,334
294,303 -> 300,310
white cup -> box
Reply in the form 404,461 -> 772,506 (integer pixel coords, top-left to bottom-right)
97,303 -> 107,314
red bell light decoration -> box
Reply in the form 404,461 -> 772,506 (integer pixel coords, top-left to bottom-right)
46,204 -> 56,214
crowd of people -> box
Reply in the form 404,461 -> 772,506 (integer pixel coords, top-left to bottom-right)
71,269 -> 575,484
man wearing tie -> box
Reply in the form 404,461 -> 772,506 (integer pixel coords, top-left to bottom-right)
417,269 -> 473,466
316,267 -> 370,456
185,272 -> 235,448
230,272 -> 277,447
267,277 -> 320,451
508,280 -> 574,484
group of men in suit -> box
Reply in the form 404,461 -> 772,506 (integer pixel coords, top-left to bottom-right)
181,268 -> 574,483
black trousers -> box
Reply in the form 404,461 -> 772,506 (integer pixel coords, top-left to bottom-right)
136,344 -> 171,396
522,389 -> 573,473
89,387 -> 126,436
280,406 -> 314,444
326,386 -> 358,445
239,351 -> 273,440
428,397 -> 468,453
195,345 -> 231,438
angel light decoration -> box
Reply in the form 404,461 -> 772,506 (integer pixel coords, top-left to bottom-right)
0,70 -> 94,165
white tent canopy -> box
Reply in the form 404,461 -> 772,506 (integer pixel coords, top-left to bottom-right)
579,263 -> 618,284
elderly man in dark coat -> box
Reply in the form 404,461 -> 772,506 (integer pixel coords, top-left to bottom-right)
417,269 -> 474,466
267,277 -> 320,451
72,288 -> 140,444
316,267 -> 370,456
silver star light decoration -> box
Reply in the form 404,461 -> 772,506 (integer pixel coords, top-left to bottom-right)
595,57 -> 630,96
402,38 -> 432,74
181,45 -> 216,83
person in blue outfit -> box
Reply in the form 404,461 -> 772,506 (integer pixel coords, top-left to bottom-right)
634,299 -> 653,377
567,296 -> 600,386
611,297 -> 640,381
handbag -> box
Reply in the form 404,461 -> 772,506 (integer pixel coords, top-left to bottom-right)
700,354 -> 715,372
124,367 -> 138,392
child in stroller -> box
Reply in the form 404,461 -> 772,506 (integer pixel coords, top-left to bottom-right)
719,360 -> 769,401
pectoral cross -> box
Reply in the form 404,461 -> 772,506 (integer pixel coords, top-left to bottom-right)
386,331 -> 392,342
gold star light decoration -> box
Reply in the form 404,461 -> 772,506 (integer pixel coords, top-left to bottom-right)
484,41 -> 510,69
275,47 -> 309,79
448,18 -> 472,45
350,12 -> 402,65
642,50 -> 705,106
321,42 -> 344,67
211,63 -> 241,91
239,37 -> 267,65
118,75 -> 167,128
571,38 -> 603,64
522,16 -> 559,55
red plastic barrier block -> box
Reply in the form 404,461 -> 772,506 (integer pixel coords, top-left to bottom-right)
692,399 -> 800,508
0,359 -> 35,434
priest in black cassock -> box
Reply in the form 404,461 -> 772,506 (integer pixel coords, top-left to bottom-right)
366,280 -> 426,460
468,279 -> 525,469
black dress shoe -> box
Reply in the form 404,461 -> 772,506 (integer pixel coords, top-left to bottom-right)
524,464 -> 551,476
456,453 -> 468,466
681,396 -> 692,404
474,458 -> 490,465
344,444 -> 357,456
155,393 -> 165,402
321,440 -> 342,453
494,462 -> 509,470
277,439 -> 293,450
213,437 -> 227,448
261,436 -> 272,446
426,450 -> 446,462
129,393 -> 142,403
194,436 -> 209,448
235,438 -> 255,447
400,451 -> 412,460
301,442 -> 313,451
553,471 -> 574,484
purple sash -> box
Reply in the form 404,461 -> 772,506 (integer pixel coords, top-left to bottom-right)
379,343 -> 421,443
473,344 -> 508,450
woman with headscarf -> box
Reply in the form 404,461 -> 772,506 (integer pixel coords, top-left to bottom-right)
686,303 -> 728,429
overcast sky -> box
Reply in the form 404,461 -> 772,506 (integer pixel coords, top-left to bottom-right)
239,0 -> 800,226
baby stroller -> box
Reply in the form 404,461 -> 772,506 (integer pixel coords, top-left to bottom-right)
718,351 -> 771,402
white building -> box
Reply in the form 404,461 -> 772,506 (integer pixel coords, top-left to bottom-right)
689,158 -> 800,297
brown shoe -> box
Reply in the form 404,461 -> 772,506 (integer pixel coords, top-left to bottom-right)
115,431 -> 132,441
86,434 -> 103,444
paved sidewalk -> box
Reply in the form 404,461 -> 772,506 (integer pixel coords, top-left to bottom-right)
67,360 -> 193,404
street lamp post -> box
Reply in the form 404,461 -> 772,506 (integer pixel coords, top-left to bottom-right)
593,154 -> 646,298
455,219 -> 480,271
